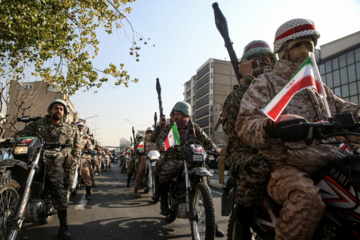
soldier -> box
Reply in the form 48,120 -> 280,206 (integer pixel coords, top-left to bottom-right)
20,99 -> 74,240
156,102 -> 225,237
76,121 -> 95,200
220,40 -> 276,238
63,108 -> 81,197
151,110 -> 175,202
126,134 -> 144,188
133,127 -> 157,198
236,18 -> 360,240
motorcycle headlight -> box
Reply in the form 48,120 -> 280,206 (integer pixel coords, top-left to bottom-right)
14,146 -> 28,155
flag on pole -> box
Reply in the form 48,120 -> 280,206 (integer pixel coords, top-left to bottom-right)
136,140 -> 144,152
262,56 -> 324,121
165,123 -> 181,150
127,145 -> 133,152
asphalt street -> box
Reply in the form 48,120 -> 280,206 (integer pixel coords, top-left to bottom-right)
18,164 -> 230,240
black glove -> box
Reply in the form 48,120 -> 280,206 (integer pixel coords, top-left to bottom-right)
264,114 -> 309,143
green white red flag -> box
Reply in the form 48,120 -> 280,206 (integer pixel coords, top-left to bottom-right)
127,145 -> 133,152
165,123 -> 181,151
262,55 -> 328,121
136,140 -> 144,152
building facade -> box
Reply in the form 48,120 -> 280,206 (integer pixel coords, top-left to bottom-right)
317,31 -> 360,106
184,58 -> 237,147
4,80 -> 76,137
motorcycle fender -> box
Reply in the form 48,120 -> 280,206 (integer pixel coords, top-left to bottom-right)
190,167 -> 213,177
0,159 -> 28,171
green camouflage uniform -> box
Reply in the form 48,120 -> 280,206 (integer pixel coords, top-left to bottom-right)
156,121 -> 216,184
222,75 -> 270,207
127,141 -> 141,175
22,116 -> 75,210
64,123 -> 81,188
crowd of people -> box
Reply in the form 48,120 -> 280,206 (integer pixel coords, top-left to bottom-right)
10,17 -> 360,240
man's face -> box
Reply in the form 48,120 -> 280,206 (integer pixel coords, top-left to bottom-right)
288,40 -> 313,63
77,125 -> 84,132
174,111 -> 189,124
251,55 -> 274,67
50,103 -> 65,121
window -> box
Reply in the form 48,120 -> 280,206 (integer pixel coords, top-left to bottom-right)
319,64 -> 325,75
339,54 -> 346,68
332,58 -> 339,70
347,51 -> 355,65
334,87 -> 341,97
341,84 -> 349,98
328,72 -> 335,87
350,95 -> 359,105
349,82 -> 357,96
325,60 -> 332,73
355,48 -> 360,62
356,62 -> 360,81
348,64 -> 356,82
340,68 -> 348,85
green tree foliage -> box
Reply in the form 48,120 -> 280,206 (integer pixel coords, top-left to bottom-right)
0,0 -> 149,95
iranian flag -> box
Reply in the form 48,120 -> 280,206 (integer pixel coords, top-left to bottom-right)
262,55 -> 329,121
165,123 -> 181,150
136,140 -> 144,151
127,145 -> 133,152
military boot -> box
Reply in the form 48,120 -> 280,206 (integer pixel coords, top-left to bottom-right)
233,205 -> 253,240
91,178 -> 97,188
160,184 -> 170,216
85,187 -> 92,200
126,173 -> 132,188
58,209 -> 71,240
151,175 -> 160,203
133,188 -> 140,198
215,223 -> 225,238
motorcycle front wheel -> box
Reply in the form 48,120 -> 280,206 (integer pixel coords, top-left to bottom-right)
191,183 -> 215,240
0,178 -> 20,240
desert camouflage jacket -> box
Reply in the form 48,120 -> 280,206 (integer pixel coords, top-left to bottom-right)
236,59 -> 360,174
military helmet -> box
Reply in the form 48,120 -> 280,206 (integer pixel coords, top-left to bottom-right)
173,101 -> 191,116
48,99 -> 68,115
241,40 -> 276,63
146,127 -> 153,133
136,134 -> 143,139
76,121 -> 85,127
274,18 -> 320,53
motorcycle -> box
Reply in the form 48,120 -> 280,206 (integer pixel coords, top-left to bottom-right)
225,113 -> 360,240
147,150 -> 160,201
0,116 -> 71,240
165,139 -> 216,240
104,155 -> 111,172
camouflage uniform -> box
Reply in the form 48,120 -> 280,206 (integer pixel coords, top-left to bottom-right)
22,116 -> 74,210
134,139 -> 157,190
236,59 -> 360,240
152,124 -> 166,176
222,76 -> 270,207
79,133 -> 94,187
127,142 -> 140,175
156,121 -> 216,184
64,123 -> 81,189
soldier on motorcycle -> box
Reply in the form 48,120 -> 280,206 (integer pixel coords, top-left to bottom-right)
19,99 -> 76,240
236,18 -> 360,240
133,127 -> 157,198
220,40 -> 276,238
156,101 -> 225,237
126,134 -> 143,188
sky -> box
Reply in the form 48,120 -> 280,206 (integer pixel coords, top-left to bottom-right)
70,0 -> 360,147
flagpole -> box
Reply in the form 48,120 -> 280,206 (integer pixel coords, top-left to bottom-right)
309,53 -> 332,119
